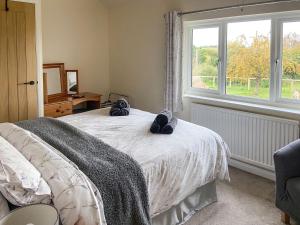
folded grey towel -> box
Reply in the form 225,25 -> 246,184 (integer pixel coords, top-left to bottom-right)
161,117 -> 178,134
155,110 -> 172,127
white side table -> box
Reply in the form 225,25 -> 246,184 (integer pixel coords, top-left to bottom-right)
0,204 -> 59,225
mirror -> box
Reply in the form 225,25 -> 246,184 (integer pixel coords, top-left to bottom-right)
43,63 -> 66,101
44,67 -> 61,95
66,70 -> 79,95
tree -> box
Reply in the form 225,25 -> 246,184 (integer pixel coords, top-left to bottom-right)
227,33 -> 270,95
247,34 -> 270,95
192,47 -> 218,77
282,33 -> 300,79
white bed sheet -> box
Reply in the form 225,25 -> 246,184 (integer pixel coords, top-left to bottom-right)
59,108 -> 230,216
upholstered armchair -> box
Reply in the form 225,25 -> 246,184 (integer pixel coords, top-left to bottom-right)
274,140 -> 300,224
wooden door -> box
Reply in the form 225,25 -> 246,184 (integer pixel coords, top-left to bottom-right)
0,0 -> 38,122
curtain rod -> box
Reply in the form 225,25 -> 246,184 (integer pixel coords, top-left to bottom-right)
179,0 -> 300,16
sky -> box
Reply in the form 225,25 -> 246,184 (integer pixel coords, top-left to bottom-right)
193,20 -> 300,47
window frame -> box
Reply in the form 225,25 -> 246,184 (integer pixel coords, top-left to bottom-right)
277,17 -> 300,104
183,11 -> 300,107
187,22 -> 223,95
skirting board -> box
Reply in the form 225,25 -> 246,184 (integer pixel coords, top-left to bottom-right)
229,158 -> 275,181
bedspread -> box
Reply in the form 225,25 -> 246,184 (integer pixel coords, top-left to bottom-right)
17,118 -> 151,225
60,108 -> 230,216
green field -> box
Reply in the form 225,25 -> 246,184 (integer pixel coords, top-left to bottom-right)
193,76 -> 300,100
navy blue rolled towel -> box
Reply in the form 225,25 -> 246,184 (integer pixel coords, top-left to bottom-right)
161,117 -> 178,134
120,108 -> 130,116
150,120 -> 161,134
110,98 -> 130,116
156,110 -> 172,127
115,98 -> 129,109
110,107 -> 122,116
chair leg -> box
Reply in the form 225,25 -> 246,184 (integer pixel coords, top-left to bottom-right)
281,212 -> 290,224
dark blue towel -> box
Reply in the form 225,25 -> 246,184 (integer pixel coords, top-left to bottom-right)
161,117 -> 178,134
110,98 -> 130,116
110,107 -> 130,116
150,120 -> 161,134
115,99 -> 129,109
155,110 -> 172,127
150,110 -> 177,135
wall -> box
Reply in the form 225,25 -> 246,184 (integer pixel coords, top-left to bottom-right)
108,0 -> 300,120
109,0 -> 175,113
42,0 -> 110,99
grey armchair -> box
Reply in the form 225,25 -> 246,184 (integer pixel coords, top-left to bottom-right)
274,140 -> 300,224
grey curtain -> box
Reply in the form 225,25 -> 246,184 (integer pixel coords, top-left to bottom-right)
164,11 -> 183,113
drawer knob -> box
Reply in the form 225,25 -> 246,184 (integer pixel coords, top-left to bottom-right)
56,109 -> 60,112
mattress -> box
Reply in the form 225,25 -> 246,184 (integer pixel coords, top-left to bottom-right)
59,108 -> 230,217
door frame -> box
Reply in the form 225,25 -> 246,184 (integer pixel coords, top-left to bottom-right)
12,0 -> 43,116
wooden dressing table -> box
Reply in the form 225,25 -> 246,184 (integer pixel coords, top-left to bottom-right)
43,63 -> 101,118
44,92 -> 101,118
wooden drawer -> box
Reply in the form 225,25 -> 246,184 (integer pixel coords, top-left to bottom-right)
44,101 -> 72,118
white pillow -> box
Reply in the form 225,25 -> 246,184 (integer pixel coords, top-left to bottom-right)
0,192 -> 9,219
0,136 -> 51,206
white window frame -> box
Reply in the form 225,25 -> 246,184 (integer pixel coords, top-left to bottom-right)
277,17 -> 300,104
183,11 -> 300,108
187,23 -> 223,95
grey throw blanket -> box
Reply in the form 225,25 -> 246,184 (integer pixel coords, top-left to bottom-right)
16,118 -> 151,225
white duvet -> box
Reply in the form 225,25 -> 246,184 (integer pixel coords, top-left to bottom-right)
60,108 -> 230,216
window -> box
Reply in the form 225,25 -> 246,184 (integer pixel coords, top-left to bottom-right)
192,27 -> 219,90
281,21 -> 300,100
185,12 -> 300,105
226,20 -> 271,99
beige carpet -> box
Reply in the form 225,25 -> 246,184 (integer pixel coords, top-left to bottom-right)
185,167 -> 298,225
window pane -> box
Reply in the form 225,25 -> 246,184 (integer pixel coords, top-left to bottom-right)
281,22 -> 300,100
192,27 -> 219,90
226,20 -> 271,99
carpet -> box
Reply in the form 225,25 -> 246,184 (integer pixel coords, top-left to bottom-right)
185,167 -> 298,225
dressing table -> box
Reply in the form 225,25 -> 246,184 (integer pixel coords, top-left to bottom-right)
43,63 -> 101,118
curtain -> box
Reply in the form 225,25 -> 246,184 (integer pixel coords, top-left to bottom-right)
164,11 -> 183,113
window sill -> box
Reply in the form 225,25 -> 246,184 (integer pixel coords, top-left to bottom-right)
184,94 -> 300,121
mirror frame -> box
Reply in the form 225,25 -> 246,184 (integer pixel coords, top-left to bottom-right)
65,70 -> 79,95
43,63 -> 67,101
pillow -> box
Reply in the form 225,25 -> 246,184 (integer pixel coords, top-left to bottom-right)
0,192 -> 9,219
0,136 -> 51,206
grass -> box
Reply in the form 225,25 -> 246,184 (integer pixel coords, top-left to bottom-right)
227,85 -> 270,99
192,76 -> 300,100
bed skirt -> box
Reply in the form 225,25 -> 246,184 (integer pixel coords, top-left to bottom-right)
152,181 -> 217,225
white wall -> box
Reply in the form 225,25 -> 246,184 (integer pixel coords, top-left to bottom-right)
108,0 -> 300,120
109,0 -> 175,113
42,0 -> 110,99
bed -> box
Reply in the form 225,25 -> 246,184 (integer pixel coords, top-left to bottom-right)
0,108 -> 230,225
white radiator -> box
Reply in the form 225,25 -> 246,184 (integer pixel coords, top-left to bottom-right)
191,103 -> 300,180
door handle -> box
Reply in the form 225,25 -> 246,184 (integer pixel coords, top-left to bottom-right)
19,81 -> 35,85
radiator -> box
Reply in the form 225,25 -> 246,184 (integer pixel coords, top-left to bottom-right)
191,103 -> 300,180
